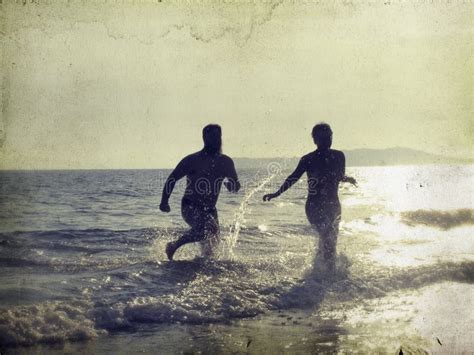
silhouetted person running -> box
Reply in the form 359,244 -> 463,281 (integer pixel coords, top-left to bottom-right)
263,123 -> 356,272
159,124 -> 240,260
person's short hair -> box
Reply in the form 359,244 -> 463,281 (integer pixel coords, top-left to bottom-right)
312,123 -> 332,139
202,124 -> 222,138
202,124 -> 222,154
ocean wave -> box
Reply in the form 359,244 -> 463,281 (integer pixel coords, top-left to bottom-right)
0,259 -> 472,348
102,190 -> 140,197
0,254 -> 140,272
401,209 -> 474,230
0,300 -> 104,347
0,228 -> 165,272
0,256 -> 48,268
0,227 -> 174,240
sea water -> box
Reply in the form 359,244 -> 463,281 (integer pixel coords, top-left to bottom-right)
0,165 -> 473,353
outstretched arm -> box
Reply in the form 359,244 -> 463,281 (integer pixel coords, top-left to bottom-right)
263,158 -> 306,201
159,157 -> 190,212
223,158 -> 241,193
338,152 -> 357,186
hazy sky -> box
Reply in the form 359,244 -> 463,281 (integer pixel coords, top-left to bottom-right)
0,0 -> 472,169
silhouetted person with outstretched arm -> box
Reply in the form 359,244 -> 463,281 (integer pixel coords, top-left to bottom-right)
159,124 -> 240,260
263,123 -> 356,272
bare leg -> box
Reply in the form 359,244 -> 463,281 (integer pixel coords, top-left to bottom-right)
166,229 -> 204,261
199,211 -> 220,258
317,216 -> 340,272
166,201 -> 201,261
306,200 -> 341,272
318,230 -> 336,272
166,202 -> 219,261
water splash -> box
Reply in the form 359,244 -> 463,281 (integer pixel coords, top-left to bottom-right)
223,168 -> 279,260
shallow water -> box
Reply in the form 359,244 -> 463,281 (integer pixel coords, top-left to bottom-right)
0,165 -> 473,353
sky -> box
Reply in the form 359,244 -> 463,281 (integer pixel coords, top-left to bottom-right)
0,0 -> 472,169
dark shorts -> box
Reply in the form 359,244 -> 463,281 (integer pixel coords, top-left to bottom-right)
181,198 -> 220,242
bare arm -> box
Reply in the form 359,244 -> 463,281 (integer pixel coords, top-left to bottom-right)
263,158 -> 306,201
336,152 -> 346,182
338,153 -> 357,186
223,158 -> 240,193
159,157 -> 190,212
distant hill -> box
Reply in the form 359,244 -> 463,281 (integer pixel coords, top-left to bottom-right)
234,148 -> 471,169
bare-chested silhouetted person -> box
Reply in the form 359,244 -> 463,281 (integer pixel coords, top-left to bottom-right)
159,124 -> 240,260
263,123 -> 356,271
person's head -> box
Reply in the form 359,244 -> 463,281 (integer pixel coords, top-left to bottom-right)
202,124 -> 222,154
312,123 -> 333,150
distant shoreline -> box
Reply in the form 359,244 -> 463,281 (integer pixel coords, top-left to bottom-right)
0,148 -> 471,171
0,163 -> 472,172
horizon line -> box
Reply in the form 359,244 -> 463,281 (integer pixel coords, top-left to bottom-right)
1,147 -> 471,171
1,162 -> 472,172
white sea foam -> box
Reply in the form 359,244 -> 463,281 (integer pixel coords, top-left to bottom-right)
0,301 -> 103,347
